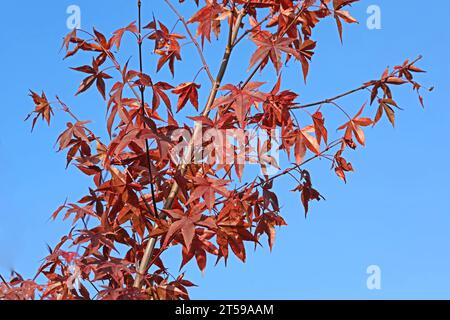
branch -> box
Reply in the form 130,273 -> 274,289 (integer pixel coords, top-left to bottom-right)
76,29 -> 144,103
130,0 -> 161,289
233,12 -> 271,46
291,55 -> 424,110
246,140 -> 343,190
215,139 -> 344,205
137,0 -> 159,217
163,0 -> 215,84
133,3 -> 249,289
237,4 -> 308,88
133,4 -> 424,289
292,85 -> 369,110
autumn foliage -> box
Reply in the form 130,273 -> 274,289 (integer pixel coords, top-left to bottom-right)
1,0 -> 428,300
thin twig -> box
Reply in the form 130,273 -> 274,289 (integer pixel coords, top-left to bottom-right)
133,0 -> 160,288
163,0 -> 215,84
215,139 -> 343,205
291,55 -> 424,110
233,12 -> 271,46
0,274 -> 11,289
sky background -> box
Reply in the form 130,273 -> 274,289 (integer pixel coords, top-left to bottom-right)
1,0 -> 449,300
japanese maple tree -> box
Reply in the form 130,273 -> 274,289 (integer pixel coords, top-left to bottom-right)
1,0 -> 429,300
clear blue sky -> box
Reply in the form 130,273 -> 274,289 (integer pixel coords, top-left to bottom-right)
1,1 -> 449,299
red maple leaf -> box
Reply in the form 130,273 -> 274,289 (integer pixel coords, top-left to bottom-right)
338,103 -> 373,146
212,82 -> 267,128
291,170 -> 324,217
187,176 -> 230,211
26,91 -> 53,131
188,1 -> 226,46
71,58 -> 112,99
111,21 -> 138,49
172,82 -> 201,112
249,35 -> 298,73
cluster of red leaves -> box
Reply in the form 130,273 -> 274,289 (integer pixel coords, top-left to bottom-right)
147,20 -> 185,75
4,0 -> 428,300
25,91 -> 53,131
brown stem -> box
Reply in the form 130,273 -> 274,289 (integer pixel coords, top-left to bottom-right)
0,274 -> 11,289
137,0 -> 159,217
242,140 -> 343,191
291,85 -> 369,110
233,12 -> 271,46
214,139 -> 344,205
132,0 -> 160,288
292,55 -> 424,110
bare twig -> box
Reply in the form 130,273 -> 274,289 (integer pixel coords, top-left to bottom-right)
291,55 -> 424,110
